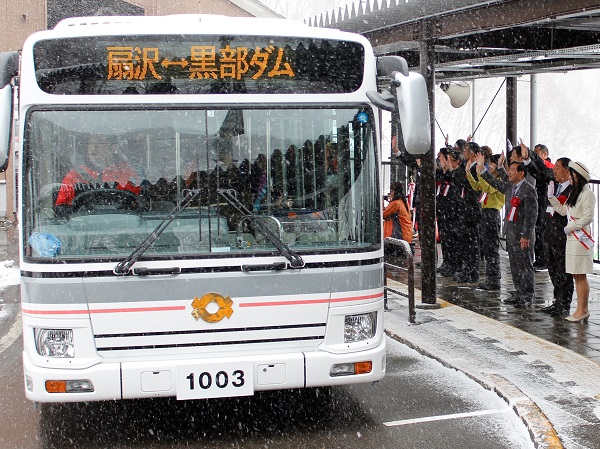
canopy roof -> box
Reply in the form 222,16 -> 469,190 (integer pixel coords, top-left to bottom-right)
308,0 -> 600,81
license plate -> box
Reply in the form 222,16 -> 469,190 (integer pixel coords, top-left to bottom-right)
176,362 -> 254,400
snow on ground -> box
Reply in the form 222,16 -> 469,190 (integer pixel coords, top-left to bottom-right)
0,260 -> 20,290
385,337 -> 534,448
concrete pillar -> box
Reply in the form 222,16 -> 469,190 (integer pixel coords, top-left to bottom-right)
471,80 -> 476,137
530,74 -> 538,150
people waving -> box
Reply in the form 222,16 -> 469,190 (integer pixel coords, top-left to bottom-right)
548,161 -> 595,322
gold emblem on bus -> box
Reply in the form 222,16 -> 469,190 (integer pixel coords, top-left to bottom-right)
191,293 -> 234,323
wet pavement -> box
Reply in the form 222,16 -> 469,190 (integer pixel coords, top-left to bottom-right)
389,239 -> 600,364
385,240 -> 600,448
383,289 -> 600,449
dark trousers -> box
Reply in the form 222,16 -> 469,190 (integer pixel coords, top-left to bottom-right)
481,208 -> 501,283
506,231 -> 535,302
458,220 -> 480,278
438,215 -> 459,272
534,200 -> 547,266
544,234 -> 573,310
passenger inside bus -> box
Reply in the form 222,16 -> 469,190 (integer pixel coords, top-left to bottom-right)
53,134 -> 141,217
272,189 -> 293,211
251,154 -> 268,211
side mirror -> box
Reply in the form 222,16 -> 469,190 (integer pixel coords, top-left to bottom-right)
0,52 -> 19,173
0,84 -> 12,172
393,71 -> 431,155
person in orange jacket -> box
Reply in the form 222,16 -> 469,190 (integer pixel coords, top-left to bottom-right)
54,134 -> 141,216
383,181 -> 413,243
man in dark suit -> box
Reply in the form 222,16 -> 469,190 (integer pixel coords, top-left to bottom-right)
435,148 -> 460,277
520,143 -> 554,271
540,157 -> 574,317
439,144 -> 482,283
477,155 -> 538,307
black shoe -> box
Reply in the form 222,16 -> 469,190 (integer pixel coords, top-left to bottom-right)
549,308 -> 569,317
438,267 -> 456,277
540,304 -> 557,313
513,301 -> 531,308
453,274 -> 479,283
477,282 -> 500,291
504,297 -> 518,304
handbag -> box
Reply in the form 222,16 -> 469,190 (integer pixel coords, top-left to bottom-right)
390,212 -> 404,240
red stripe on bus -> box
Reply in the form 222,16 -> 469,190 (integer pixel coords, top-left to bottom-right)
240,292 -> 383,308
22,306 -> 186,315
22,308 -> 89,315
90,306 -> 186,314
22,293 -> 382,314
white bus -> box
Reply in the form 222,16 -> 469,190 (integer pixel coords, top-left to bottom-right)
0,14 -> 430,403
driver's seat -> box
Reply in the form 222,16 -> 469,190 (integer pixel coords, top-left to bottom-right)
38,183 -> 63,219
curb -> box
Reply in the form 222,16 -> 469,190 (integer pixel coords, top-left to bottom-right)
385,327 -> 564,449
484,373 -> 563,449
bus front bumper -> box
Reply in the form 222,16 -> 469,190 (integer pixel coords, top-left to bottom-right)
23,341 -> 386,403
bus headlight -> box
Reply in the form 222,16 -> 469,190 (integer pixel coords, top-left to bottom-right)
344,312 -> 377,343
34,329 -> 74,358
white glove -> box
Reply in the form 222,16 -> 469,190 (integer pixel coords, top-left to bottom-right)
547,182 -> 555,198
564,226 -> 570,235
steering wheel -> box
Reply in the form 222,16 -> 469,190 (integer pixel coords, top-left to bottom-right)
71,188 -> 139,214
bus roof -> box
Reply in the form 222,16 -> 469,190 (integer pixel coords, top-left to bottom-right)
46,14 -> 362,42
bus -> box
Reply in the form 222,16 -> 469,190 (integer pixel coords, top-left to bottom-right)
0,14 -> 430,403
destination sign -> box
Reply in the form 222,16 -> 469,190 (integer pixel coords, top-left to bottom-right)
33,36 -> 364,95
107,44 -> 295,81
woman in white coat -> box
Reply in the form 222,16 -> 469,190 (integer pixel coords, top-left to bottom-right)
548,161 -> 595,322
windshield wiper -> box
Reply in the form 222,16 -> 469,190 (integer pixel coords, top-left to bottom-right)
113,189 -> 202,275
217,189 -> 305,269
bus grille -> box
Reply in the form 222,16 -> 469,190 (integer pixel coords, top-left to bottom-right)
94,323 -> 326,353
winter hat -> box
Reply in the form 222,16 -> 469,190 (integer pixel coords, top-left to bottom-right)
569,161 -> 591,182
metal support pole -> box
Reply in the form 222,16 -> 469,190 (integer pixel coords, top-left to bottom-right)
407,252 -> 415,322
384,238 -> 415,323
391,120 -> 405,185
471,80 -> 476,136
530,74 -> 538,150
417,21 -> 438,306
506,77 -> 518,146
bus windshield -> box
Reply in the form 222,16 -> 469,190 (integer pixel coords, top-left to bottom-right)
23,107 -> 379,262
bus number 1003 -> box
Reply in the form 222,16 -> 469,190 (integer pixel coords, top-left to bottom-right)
177,362 -> 254,399
186,369 -> 245,390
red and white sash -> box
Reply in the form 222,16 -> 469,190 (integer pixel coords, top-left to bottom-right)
567,213 -> 595,250
443,183 -> 450,196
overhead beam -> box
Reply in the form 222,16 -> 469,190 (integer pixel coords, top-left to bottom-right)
445,27 -> 600,51
364,0 -> 600,47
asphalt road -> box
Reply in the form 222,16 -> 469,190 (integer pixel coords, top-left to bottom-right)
0,298 -> 533,449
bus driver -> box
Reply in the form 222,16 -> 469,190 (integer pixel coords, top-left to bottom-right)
54,134 -> 141,216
